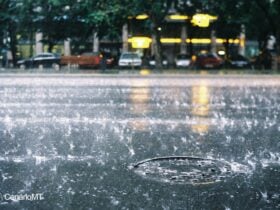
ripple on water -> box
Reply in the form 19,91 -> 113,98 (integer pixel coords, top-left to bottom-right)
131,156 -> 252,185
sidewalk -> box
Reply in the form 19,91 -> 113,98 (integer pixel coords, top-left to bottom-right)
1,66 -> 280,76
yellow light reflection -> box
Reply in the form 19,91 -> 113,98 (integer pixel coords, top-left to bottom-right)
192,85 -> 209,116
129,80 -> 151,130
191,84 -> 210,134
140,69 -> 151,75
129,120 -> 148,131
192,123 -> 210,134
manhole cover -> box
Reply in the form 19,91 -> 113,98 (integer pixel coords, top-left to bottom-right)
131,156 -> 240,185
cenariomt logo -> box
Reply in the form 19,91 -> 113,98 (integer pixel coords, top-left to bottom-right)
0,192 -> 44,202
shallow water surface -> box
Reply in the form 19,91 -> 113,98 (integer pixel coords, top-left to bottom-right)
0,75 -> 279,209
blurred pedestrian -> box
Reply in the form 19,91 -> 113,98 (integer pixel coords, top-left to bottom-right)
266,35 -> 276,52
1,48 -> 8,68
100,53 -> 107,72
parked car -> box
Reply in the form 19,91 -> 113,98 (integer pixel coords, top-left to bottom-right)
175,54 -> 192,68
195,53 -> 224,69
148,55 -> 168,68
60,52 -> 101,68
101,52 -> 117,68
226,54 -> 252,69
17,53 -> 60,69
118,52 -> 142,68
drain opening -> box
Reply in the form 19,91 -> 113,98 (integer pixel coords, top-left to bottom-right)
132,156 -> 234,185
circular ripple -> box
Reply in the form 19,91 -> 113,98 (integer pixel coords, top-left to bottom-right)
132,156 -> 236,185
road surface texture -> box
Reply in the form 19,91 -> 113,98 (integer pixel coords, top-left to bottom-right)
0,74 -> 279,209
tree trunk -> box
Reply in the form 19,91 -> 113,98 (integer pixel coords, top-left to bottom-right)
180,24 -> 187,54
48,41 -> 54,53
210,30 -> 217,54
35,32 -> 43,55
152,25 -> 163,69
275,30 -> 280,70
29,31 -> 34,57
224,38 -> 229,59
122,24 -> 128,52
238,25 -> 246,56
8,22 -> 17,66
64,39 -> 71,56
93,31 -> 99,53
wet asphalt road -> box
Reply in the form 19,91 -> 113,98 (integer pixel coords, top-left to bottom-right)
0,74 -> 279,210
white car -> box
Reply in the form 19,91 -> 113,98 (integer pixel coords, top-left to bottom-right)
118,52 -> 142,68
175,54 -> 192,68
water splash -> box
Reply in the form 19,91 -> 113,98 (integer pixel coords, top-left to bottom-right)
131,156 -> 251,185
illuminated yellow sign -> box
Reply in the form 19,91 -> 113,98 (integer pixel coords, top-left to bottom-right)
189,38 -> 211,44
169,14 -> 189,20
136,14 -> 149,20
128,37 -> 152,49
159,38 -> 239,44
160,38 -> 182,43
128,37 -> 239,46
191,14 -> 218,27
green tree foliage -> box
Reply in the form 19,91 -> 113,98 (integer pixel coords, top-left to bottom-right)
247,0 -> 280,52
0,0 -> 21,65
129,0 -> 174,68
1,0 -> 280,64
32,0 -> 132,52
1,0 -> 132,56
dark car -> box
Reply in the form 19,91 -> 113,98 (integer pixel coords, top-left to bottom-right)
17,53 -> 60,69
195,53 -> 224,69
226,54 -> 252,69
101,52 -> 117,68
148,55 -> 169,68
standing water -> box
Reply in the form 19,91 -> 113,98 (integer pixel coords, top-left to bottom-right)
0,74 -> 279,209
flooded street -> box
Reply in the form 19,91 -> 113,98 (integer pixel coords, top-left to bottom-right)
0,74 -> 279,209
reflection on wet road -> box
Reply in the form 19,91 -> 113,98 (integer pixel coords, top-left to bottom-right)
0,75 -> 279,209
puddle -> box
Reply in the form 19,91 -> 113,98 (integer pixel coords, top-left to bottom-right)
131,156 -> 250,185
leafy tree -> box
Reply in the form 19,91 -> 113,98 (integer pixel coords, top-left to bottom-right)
129,0 -> 175,68
2,0 -> 280,65
0,0 -> 21,65
28,0 -> 132,53
248,0 -> 280,52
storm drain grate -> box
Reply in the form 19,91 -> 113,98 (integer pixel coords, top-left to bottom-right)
131,156 -> 235,185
